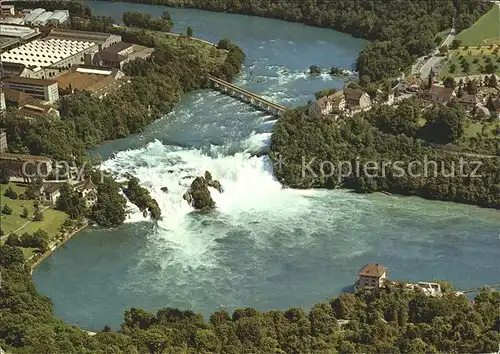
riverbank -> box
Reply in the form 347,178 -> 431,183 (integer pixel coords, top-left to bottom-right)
270,107 -> 500,210
29,222 -> 88,272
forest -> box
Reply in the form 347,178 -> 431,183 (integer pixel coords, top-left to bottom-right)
1,245 -> 498,353
106,0 -> 493,81
270,102 -> 500,209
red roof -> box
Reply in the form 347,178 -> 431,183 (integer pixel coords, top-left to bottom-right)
359,263 -> 387,277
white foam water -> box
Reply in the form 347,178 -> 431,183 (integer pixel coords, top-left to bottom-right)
100,139 -> 318,268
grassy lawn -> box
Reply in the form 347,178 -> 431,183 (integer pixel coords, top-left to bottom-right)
465,120 -> 500,138
440,46 -> 500,78
456,5 -> 500,46
0,182 -> 68,245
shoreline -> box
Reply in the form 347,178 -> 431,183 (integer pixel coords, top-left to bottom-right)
29,222 -> 88,272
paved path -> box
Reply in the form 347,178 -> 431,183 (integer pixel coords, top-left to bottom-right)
0,206 -> 50,241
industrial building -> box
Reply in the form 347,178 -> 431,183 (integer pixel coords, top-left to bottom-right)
0,130 -> 7,153
0,24 -> 39,39
1,4 -> 15,16
0,17 -> 24,25
23,8 -> 45,24
3,87 -> 60,119
0,24 -> 40,51
1,38 -> 99,79
93,42 -> 155,69
4,77 -> 60,103
48,10 -> 69,25
47,29 -> 122,50
0,91 -> 5,111
56,65 -> 127,99
32,10 -> 53,26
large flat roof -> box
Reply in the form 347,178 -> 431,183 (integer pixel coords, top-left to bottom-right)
0,36 -> 18,50
48,29 -> 117,43
1,152 -> 51,162
1,38 -> 96,72
5,76 -> 57,86
23,8 -> 45,22
0,24 -> 38,38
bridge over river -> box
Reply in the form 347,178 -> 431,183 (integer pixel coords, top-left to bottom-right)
207,75 -> 287,116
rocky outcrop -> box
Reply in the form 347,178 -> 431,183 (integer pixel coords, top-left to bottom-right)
204,171 -> 223,193
183,171 -> 223,211
123,177 -> 162,220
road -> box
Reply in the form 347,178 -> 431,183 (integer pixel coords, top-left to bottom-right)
418,26 -> 456,79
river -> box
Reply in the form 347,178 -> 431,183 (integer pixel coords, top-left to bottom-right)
33,1 -> 500,331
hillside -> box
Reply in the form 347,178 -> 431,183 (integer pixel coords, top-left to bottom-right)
456,4 -> 500,45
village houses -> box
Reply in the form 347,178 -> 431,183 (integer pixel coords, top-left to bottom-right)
309,88 -> 372,117
428,85 -> 456,103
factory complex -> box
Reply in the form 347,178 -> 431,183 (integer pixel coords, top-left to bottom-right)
0,4 -> 154,119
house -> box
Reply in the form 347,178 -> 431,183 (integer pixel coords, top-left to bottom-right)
41,183 -> 63,206
457,94 -> 479,110
428,85 -> 455,103
355,263 -> 388,291
309,91 -> 345,116
74,179 -> 97,207
343,88 -> 371,111
416,282 -> 442,297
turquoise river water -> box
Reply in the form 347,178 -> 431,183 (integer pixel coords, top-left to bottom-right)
33,1 -> 500,331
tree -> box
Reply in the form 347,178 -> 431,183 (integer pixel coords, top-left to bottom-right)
438,45 -> 448,55
0,245 -> 24,267
442,76 -> 456,89
487,74 -> 498,88
0,163 -> 10,184
465,80 -> 478,94
161,9 -> 171,21
2,204 -> 13,215
315,88 -> 337,100
33,210 -> 44,221
20,207 -> 28,219
450,39 -> 462,49
485,62 -> 496,74
4,186 -> 18,199
217,38 -> 232,50
91,177 -> 127,227
420,104 -> 466,143
5,233 -> 21,247
449,63 -> 456,74
187,26 -> 193,37
56,183 -> 87,219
